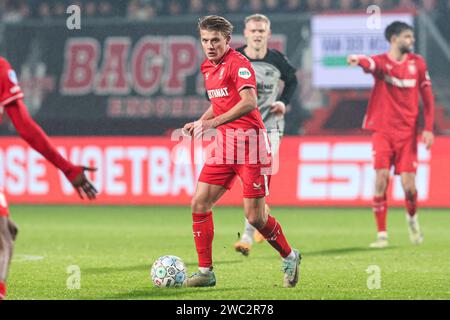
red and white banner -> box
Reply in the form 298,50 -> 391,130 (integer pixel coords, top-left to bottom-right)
1,136 -> 449,207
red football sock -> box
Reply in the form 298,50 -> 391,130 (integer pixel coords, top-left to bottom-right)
0,282 -> 6,299
257,215 -> 292,258
405,192 -> 418,217
373,195 -> 388,232
192,212 -> 214,268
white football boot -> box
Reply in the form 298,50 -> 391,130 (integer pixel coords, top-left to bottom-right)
407,214 -> 424,245
369,231 -> 389,248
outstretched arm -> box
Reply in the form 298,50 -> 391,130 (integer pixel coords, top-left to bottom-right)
347,54 -> 382,76
5,99 -> 97,199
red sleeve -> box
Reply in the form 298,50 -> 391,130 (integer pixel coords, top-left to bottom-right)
4,99 -> 82,182
357,55 -> 384,78
0,58 -> 24,109
231,60 -> 257,93
420,82 -> 435,132
417,56 -> 434,132
417,56 -> 432,89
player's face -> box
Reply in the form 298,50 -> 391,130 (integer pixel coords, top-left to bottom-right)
395,29 -> 415,54
244,20 -> 271,51
200,29 -> 230,64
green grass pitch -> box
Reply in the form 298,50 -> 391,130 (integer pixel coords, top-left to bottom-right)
7,205 -> 450,300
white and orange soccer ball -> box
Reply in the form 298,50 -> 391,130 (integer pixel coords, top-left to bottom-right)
150,255 -> 187,288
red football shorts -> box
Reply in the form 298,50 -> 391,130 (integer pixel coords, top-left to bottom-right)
198,163 -> 271,198
0,187 -> 9,217
372,131 -> 418,175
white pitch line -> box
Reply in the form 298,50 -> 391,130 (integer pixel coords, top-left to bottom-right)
13,254 -> 45,262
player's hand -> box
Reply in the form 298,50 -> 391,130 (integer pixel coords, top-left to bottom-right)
270,101 -> 286,116
182,122 -> 195,137
422,130 -> 434,150
71,166 -> 98,200
347,54 -> 360,66
193,119 -> 216,139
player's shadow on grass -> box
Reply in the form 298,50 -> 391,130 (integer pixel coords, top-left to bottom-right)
301,246 -> 398,256
83,264 -> 151,275
82,260 -> 243,275
185,260 -> 243,268
106,287 -> 240,300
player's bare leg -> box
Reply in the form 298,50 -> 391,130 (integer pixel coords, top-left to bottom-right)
401,172 -> 423,245
234,203 -> 268,256
244,196 -> 301,288
253,204 -> 269,243
184,182 -> 227,287
0,217 -> 17,300
370,169 -> 390,248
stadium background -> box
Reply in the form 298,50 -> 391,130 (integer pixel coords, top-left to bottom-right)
0,0 -> 449,207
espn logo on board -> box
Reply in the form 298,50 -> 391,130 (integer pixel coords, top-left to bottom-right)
296,142 -> 430,201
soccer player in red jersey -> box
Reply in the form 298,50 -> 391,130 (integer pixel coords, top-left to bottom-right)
348,21 -> 435,248
0,56 -> 97,299
182,15 -> 301,287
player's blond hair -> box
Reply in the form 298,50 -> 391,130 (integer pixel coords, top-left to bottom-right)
198,15 -> 234,39
244,13 -> 271,29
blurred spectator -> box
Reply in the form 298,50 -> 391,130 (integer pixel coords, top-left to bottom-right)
53,1 -> 66,18
225,0 -> 240,14
167,0 -> 183,16
305,0 -> 321,12
85,1 -> 96,18
340,0 -> 355,11
283,0 -> 303,12
205,0 -> 222,15
248,0 -> 264,13
98,1 -> 114,17
397,0 -> 418,10
18,0 -> 32,19
187,0 -> 205,15
127,0 -> 156,20
37,1 -> 52,19
319,0 -> 335,11
2,0 -> 28,22
265,0 -> 281,13
0,0 -> 445,20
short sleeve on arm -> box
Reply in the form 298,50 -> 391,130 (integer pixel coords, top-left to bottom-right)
231,60 -> 257,93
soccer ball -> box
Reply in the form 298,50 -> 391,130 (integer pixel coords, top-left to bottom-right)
150,255 -> 187,288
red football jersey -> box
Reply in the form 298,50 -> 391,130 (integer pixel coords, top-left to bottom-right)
360,53 -> 432,135
0,57 -> 24,121
201,47 -> 266,132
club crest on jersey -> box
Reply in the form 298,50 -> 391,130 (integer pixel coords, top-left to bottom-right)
238,67 -> 251,79
205,72 -> 210,80
207,87 -> 229,99
408,62 -> 417,75
8,70 -> 18,84
219,67 -> 225,80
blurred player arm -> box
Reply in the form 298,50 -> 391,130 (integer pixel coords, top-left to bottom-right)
347,54 -> 383,76
419,59 -> 435,149
4,99 -> 97,199
274,54 -> 298,114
